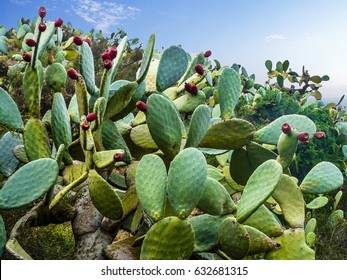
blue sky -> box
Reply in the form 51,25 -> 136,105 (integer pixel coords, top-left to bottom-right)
1,0 -> 347,103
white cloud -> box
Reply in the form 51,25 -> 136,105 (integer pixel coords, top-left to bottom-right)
72,0 -> 139,33
264,34 -> 285,42
10,0 -> 32,5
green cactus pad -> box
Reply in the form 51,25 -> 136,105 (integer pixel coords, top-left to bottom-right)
223,165 -> 244,192
218,67 -> 241,119
188,214 -> 227,252
306,196 -> 329,209
199,119 -> 255,150
24,118 -> 51,161
75,76 -> 89,117
6,238 -> 32,260
167,148 -> 207,219
218,217 -> 250,259
327,210 -> 344,228
101,120 -> 132,163
147,94 -> 182,159
88,169 -> 123,220
0,132 -> 22,177
276,131 -> 298,170
184,105 -> 211,148
0,215 -> 5,257
300,162 -> 343,194
265,228 -> 315,260
13,144 -> 29,163
137,34 -> 155,84
130,124 -> 158,149
206,165 -> 224,181
0,87 -> 23,131
23,62 -> 43,118
136,154 -> 167,221
92,97 -> 107,130
0,158 -> 58,209
92,149 -> 124,169
244,204 -> 284,237
305,218 -> 317,235
230,148 -> 253,186
156,45 -> 188,92
197,177 -> 236,215
140,216 -> 195,260
145,59 -> 159,91
62,161 -> 87,183
110,36 -> 128,82
236,159 -> 282,223
306,232 -> 316,247
272,174 -> 305,228
80,41 -> 97,95
67,94 -> 80,124
44,63 -> 67,92
244,225 -> 280,255
253,114 -> 316,145
173,91 -> 206,114
51,92 -> 73,164
244,204 -> 283,237
104,81 -> 138,119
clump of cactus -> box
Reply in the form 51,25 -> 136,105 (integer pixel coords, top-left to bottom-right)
0,6 -> 345,261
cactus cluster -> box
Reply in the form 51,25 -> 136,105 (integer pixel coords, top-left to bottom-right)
0,6 -> 345,260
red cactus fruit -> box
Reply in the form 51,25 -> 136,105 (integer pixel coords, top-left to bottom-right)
38,6 -> 46,18
136,101 -> 147,112
204,50 -> 212,57
113,152 -> 123,162
38,22 -> 47,32
138,60 -> 142,67
184,82 -> 192,92
25,38 -> 36,47
314,131 -> 326,140
102,50 -> 111,61
80,121 -> 90,131
297,132 -> 309,142
331,106 -> 337,110
73,36 -> 83,46
301,140 -> 310,145
190,84 -> 198,95
86,112 -> 97,122
195,64 -> 204,75
67,68 -> 79,80
83,38 -> 91,46
22,53 -> 32,62
108,46 -> 118,60
340,186 -> 344,192
281,122 -> 292,135
103,59 -> 113,70
54,18 -> 64,27
48,54 -> 55,65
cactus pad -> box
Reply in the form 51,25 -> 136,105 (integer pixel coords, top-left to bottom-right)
88,169 -> 123,220
272,174 -> 305,228
130,124 -> 158,149
80,41 -> 97,95
188,214 -> 227,252
229,148 -> 253,186
218,67 -> 241,119
12,144 -> 29,163
244,225 -> 280,255
92,149 -> 124,169
140,216 -> 194,260
147,94 -> 182,159
218,217 -> 250,259
137,34 -> 155,84
199,119 -> 255,150
0,132 -> 22,177
0,87 -> 23,131
0,158 -> 58,209
167,148 -> 207,219
253,114 -> 316,145
300,161 -> 343,194
136,154 -> 167,221
197,177 -> 236,215
244,205 -> 284,237
24,118 -> 51,160
0,215 -> 5,257
44,63 -> 67,92
265,228 -> 315,260
236,159 -> 282,223
306,196 -> 329,209
51,92 -> 73,164
173,91 -> 206,114
185,105 -> 211,148
156,45 -> 188,92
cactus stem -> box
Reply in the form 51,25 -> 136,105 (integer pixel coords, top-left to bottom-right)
49,171 -> 89,210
